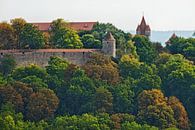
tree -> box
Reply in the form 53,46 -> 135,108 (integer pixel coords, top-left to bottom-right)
46,56 -> 69,79
137,89 -> 167,110
10,18 -> 26,35
50,19 -> 83,48
0,86 -> 24,113
157,53 -> 195,125
0,55 -> 16,76
168,96 -> 190,130
21,75 -> 48,91
10,18 -> 26,48
19,23 -> 45,49
119,55 -> 141,79
110,113 -> 135,129
137,89 -> 177,129
119,55 -> 161,94
117,40 -> 139,59
12,64 -> 48,81
95,87 -> 113,113
166,37 -> 195,61
132,35 -> 158,64
83,53 -> 120,84
26,88 -> 59,121
81,34 -> 101,49
89,22 -> 132,48
121,121 -> 158,130
0,22 -> 17,49
152,42 -> 167,54
109,83 -> 135,113
57,69 -> 96,115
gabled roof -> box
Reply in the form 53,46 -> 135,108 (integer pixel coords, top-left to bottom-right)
32,22 -> 97,31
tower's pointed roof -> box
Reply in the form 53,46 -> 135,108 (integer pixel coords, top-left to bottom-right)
171,33 -> 177,39
104,32 -> 115,40
140,16 -> 147,27
166,33 -> 178,45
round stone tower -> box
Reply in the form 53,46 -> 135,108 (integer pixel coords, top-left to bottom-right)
101,32 -> 116,57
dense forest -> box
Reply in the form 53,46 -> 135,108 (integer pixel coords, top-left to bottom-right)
0,18 -> 195,130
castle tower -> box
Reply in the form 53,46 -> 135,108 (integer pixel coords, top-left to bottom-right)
102,32 -> 116,57
136,16 -> 151,38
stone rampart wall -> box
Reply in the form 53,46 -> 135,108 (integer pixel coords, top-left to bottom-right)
0,49 -> 100,67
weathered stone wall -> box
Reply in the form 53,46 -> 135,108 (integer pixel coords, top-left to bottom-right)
0,49 -> 100,67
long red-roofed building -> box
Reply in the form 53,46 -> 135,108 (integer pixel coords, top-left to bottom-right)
32,22 -> 97,32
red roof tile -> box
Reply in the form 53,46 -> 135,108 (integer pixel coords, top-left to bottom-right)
32,22 -> 97,31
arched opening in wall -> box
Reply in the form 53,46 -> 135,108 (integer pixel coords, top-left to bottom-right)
22,52 -> 25,55
1,53 -> 3,56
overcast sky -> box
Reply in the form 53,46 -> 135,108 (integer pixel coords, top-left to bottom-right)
1,0 -> 195,31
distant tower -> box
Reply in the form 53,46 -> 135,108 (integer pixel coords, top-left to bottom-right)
166,33 -> 177,46
136,16 -> 151,38
102,32 -> 116,57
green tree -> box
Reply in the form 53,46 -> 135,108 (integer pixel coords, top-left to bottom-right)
57,69 -> 96,115
121,121 -> 158,130
0,55 -> 16,76
19,23 -> 45,49
21,76 -> 48,91
117,40 -> 139,59
12,64 -> 48,81
10,18 -> 26,48
109,83 -> 135,113
119,55 -> 161,94
81,34 -> 101,48
157,53 -> 195,125
89,22 -> 132,48
46,56 -> 69,79
50,19 -> 83,48
132,35 -> 158,64
166,37 -> 195,61
0,22 -> 17,49
95,87 -> 113,113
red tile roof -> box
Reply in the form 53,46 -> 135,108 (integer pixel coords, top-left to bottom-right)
32,22 -> 97,31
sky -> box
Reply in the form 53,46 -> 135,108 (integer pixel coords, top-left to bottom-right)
1,0 -> 195,31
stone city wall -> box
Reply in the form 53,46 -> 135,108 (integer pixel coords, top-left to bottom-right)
0,49 -> 100,67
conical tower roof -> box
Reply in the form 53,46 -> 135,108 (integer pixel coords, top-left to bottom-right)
140,16 -> 147,27
104,32 -> 115,40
